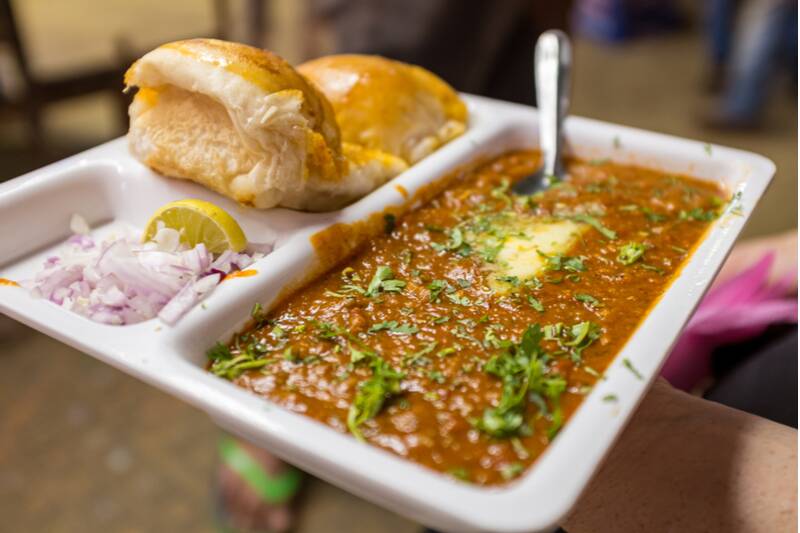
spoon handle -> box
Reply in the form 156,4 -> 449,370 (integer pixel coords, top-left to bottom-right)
535,30 -> 571,180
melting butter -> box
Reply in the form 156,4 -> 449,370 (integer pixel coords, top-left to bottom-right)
484,219 -> 586,292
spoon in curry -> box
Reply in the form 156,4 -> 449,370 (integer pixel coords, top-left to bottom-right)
512,30 -> 572,195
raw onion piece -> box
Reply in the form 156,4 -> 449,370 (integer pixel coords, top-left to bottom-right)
24,219 -> 269,326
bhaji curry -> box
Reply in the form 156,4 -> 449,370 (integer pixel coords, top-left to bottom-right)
206,150 -> 728,485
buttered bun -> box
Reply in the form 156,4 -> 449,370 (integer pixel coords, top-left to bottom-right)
298,55 -> 467,165
125,39 -> 401,211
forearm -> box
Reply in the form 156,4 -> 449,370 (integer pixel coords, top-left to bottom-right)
562,380 -> 797,532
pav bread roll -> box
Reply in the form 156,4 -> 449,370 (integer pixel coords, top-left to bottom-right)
298,55 -> 468,165
125,39 -> 403,211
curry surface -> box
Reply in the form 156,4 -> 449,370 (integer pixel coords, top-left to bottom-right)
209,151 -> 725,485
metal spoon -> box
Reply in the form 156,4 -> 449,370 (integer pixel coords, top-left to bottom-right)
512,30 -> 572,195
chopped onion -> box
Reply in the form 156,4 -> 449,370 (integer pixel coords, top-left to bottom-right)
24,221 -> 270,326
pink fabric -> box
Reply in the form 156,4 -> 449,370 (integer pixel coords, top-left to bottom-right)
661,253 -> 798,391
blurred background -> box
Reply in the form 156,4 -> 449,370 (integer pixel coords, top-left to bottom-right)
0,0 -> 796,531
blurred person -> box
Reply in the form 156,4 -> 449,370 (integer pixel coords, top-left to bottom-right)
309,0 -> 574,105
705,0 -> 741,93
703,0 -> 798,130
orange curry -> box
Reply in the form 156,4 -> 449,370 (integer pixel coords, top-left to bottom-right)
206,151 -> 726,485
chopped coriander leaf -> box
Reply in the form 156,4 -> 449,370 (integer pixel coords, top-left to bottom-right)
679,208 -> 718,222
427,279 -> 450,302
437,347 -> 457,358
640,263 -> 665,275
349,343 -> 372,364
479,242 -> 504,262
571,214 -> 618,240
728,191 -> 745,216
445,292 -> 472,306
574,293 -> 601,307
545,321 -> 602,362
511,437 -> 530,460
527,295 -> 545,312
271,325 -> 285,338
431,227 -> 472,256
427,370 -> 446,383
211,356 -> 271,379
602,394 -> 619,402
641,206 -> 666,222
619,204 -> 639,212
347,357 -> 405,441
283,347 -> 299,362
583,366 -> 601,377
448,467 -> 471,481
473,325 -> 558,438
563,256 -> 586,272
622,358 -> 644,380
365,266 -> 406,297
209,342 -> 272,379
207,342 -> 232,362
500,462 -> 525,480
539,251 -> 586,273
369,321 -> 419,335
617,242 -> 646,265
670,245 -> 688,254
250,302 -> 263,319
704,143 -> 713,155
491,178 -> 512,205
314,320 -> 345,339
404,342 -> 438,366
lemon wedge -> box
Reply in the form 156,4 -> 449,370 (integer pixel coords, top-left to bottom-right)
143,199 -> 247,253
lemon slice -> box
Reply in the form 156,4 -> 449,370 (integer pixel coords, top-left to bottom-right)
143,199 -> 247,253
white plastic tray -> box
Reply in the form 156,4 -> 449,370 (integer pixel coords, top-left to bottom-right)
0,95 -> 774,533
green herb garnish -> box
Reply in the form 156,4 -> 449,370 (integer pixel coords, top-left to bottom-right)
431,227 -> 472,256
622,358 -> 643,380
527,295 -> 544,312
679,208 -> 718,222
473,325 -> 565,439
427,279 -> 450,302
208,342 -> 272,379
618,242 -> 646,265
574,293 -> 601,307
365,266 -> 406,297
347,357 -> 405,441
641,207 -> 666,223
448,467 -> 471,481
445,292 -> 472,306
571,214 -> 618,240
500,462 -> 525,480
369,321 -> 419,335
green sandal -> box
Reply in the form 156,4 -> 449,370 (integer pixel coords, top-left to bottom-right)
215,436 -> 303,532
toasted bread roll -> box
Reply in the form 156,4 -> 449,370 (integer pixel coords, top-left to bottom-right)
125,39 -> 401,211
298,54 -> 468,165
